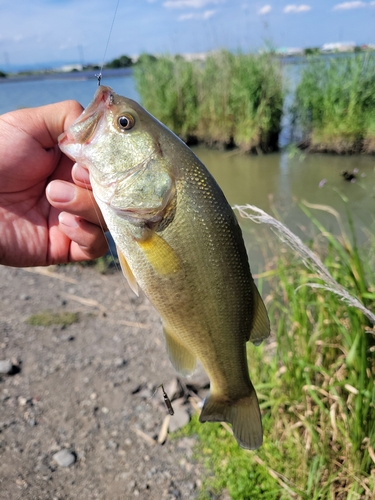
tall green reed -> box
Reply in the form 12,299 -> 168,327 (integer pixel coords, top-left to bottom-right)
134,55 -> 199,142
293,54 -> 375,153
134,51 -> 283,152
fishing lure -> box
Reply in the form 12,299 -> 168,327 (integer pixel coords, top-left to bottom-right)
160,384 -> 174,416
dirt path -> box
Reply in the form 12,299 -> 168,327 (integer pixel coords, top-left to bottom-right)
0,264 -> 208,499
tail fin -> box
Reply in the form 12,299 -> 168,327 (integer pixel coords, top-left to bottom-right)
199,389 -> 262,450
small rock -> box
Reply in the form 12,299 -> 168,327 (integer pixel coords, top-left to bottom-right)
197,388 -> 209,401
60,334 -> 75,342
101,407 -> 109,414
114,357 -> 126,367
19,294 -> 30,300
107,439 -> 118,450
168,481 -> 181,498
137,387 -> 152,399
0,360 -> 13,375
164,378 -> 183,401
52,449 -> 76,467
168,398 -> 190,433
18,396 -> 29,407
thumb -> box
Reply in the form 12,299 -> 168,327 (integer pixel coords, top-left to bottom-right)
2,100 -> 84,150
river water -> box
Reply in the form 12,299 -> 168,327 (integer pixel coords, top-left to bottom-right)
1,71 -> 374,266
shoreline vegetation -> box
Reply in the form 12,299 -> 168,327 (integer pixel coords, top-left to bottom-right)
133,50 -> 375,155
134,51 -> 283,153
292,54 -> 375,155
134,51 -> 375,155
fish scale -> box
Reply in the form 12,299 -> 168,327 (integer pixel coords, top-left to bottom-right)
59,85 -> 270,449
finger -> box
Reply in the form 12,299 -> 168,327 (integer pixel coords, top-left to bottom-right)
58,212 -> 109,261
72,163 -> 92,189
1,100 -> 84,150
46,180 -> 107,229
36,101 -> 84,148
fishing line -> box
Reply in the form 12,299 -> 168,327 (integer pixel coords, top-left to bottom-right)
87,0 -> 167,410
96,0 -> 121,86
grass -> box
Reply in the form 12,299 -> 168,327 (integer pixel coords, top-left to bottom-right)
292,54 -> 375,153
176,208 -> 375,499
133,50 -> 283,152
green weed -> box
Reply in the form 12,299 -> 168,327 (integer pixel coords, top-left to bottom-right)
25,311 -> 79,327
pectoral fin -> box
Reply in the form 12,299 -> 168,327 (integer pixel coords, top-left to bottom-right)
248,282 -> 270,346
163,325 -> 196,376
117,246 -> 139,296
137,233 -> 180,276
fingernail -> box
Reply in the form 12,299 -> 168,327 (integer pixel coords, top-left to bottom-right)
47,181 -> 76,203
58,212 -> 79,228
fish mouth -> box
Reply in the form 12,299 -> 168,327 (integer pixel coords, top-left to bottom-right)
59,85 -> 114,147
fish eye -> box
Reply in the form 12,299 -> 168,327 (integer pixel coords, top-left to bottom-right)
117,113 -> 135,130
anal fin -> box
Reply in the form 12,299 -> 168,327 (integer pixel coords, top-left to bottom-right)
117,246 -> 139,296
163,325 -> 196,377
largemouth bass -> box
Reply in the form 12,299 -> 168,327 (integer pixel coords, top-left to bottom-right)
59,85 -> 270,449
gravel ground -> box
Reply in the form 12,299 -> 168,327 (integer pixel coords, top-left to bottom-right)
0,263 -> 211,500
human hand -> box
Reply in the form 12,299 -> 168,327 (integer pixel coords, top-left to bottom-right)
0,101 -> 108,267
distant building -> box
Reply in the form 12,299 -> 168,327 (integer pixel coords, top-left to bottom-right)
321,42 -> 355,53
57,64 -> 83,72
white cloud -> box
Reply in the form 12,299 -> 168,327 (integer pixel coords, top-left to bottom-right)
284,4 -> 311,13
164,0 -> 223,8
179,9 -> 217,19
258,5 -> 272,15
333,1 -> 366,9
202,9 -> 216,18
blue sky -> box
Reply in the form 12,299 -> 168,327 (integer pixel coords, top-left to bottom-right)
1,0 -> 375,70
